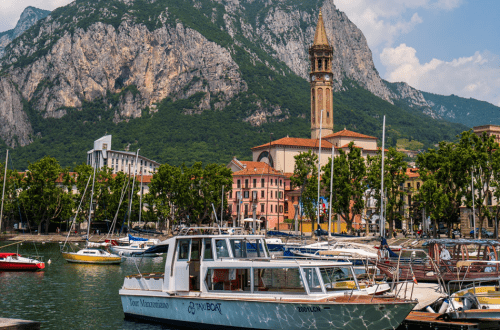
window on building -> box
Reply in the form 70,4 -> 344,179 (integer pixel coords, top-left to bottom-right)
279,205 -> 283,213
261,190 -> 265,198
292,196 -> 295,203
280,180 -> 282,186
270,191 -> 273,198
229,191 -> 232,199
236,192 -> 241,201
261,179 -> 265,187
245,179 -> 249,188
253,179 -> 257,188
275,179 -> 278,186
261,204 -> 265,213
488,193 -> 493,206
284,203 -> 288,213
270,205 -> 273,213
244,191 -> 249,199
237,180 -> 241,189
417,182 -> 420,190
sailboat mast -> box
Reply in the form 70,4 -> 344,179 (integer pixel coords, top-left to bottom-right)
0,150 -> 8,233
380,116 -> 386,238
87,157 -> 98,244
138,171 -> 143,225
127,149 -> 140,229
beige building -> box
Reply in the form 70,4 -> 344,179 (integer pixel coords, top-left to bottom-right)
474,125 -> 500,144
87,135 -> 160,175
251,130 -> 379,173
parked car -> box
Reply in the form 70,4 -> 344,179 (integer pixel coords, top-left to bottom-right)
469,228 -> 494,238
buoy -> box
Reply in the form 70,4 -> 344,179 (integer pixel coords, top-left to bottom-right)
425,306 -> 436,313
438,299 -> 449,314
47,259 -> 52,265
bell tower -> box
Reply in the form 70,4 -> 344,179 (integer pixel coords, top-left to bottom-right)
310,10 -> 334,139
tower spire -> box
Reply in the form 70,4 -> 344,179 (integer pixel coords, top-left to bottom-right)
313,10 -> 329,46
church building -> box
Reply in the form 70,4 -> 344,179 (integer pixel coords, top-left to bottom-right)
227,10 -> 380,230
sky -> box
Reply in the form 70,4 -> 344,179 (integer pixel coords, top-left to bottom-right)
1,0 -> 499,107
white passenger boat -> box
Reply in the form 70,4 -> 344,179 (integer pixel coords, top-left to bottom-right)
120,227 -> 416,329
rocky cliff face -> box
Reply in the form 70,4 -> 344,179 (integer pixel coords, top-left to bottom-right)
5,21 -> 245,121
0,7 -> 51,59
0,78 -> 33,147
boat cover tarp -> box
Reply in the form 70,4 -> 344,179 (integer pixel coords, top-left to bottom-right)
267,231 -> 295,237
143,244 -> 169,255
0,253 -> 19,258
381,237 -> 399,258
128,234 -> 149,242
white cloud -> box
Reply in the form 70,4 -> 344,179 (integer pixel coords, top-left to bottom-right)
0,0 -> 72,32
381,44 -> 500,106
334,0 -> 462,50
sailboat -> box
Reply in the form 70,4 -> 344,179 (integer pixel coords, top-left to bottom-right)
61,160 -> 123,264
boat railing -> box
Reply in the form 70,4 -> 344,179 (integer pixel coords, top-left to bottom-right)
369,280 -> 419,303
178,227 -> 224,236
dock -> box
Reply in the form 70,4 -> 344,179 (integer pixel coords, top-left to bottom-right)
0,318 -> 40,330
399,311 -> 500,330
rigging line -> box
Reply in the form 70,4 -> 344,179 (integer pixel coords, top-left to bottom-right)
107,176 -> 130,238
62,174 -> 92,251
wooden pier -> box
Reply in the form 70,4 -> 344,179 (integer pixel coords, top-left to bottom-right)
0,318 -> 40,330
398,311 -> 500,330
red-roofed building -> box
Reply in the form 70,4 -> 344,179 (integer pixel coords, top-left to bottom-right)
227,158 -> 294,229
251,129 -> 378,173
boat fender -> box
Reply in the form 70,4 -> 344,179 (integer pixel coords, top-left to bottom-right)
425,306 -> 436,313
47,259 -> 52,265
438,299 -> 449,314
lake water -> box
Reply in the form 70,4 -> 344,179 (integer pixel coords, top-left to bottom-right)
0,241 -> 175,329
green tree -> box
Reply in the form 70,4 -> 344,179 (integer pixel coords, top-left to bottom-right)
417,140 -> 467,237
459,131 -> 500,239
322,143 -> 366,234
170,162 -> 232,226
147,163 -> 182,231
383,148 -> 408,237
291,150 -> 319,228
19,157 -> 73,234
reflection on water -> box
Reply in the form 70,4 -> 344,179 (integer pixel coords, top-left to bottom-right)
0,242 -> 176,329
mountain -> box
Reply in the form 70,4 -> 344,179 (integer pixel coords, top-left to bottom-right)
420,91 -> 500,127
0,0 -> 468,168
0,7 -> 51,58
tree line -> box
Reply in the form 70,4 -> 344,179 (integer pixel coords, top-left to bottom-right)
291,130 -> 500,239
0,157 -> 232,234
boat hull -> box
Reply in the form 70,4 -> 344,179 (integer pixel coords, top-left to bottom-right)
120,292 -> 415,330
0,261 -> 45,271
62,252 -> 123,264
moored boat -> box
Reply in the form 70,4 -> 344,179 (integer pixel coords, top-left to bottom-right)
0,253 -> 45,271
120,227 -> 416,329
376,239 -> 500,282
61,248 -> 123,264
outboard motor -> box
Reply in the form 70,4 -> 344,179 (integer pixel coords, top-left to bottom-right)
463,293 -> 478,310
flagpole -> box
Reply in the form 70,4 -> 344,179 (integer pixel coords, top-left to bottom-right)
380,116 -> 386,238
317,109 -> 324,239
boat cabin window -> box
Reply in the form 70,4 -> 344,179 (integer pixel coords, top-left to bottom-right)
203,238 -> 214,260
206,268 -> 251,291
253,268 -> 306,294
320,267 -> 358,292
191,239 -> 201,261
215,239 -> 229,258
230,239 -> 247,258
178,239 -> 191,260
302,268 -> 323,293
230,238 -> 267,258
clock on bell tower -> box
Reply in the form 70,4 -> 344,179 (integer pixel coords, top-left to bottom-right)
310,9 -> 334,140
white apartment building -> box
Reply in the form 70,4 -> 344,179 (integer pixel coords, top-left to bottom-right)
87,135 -> 160,175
